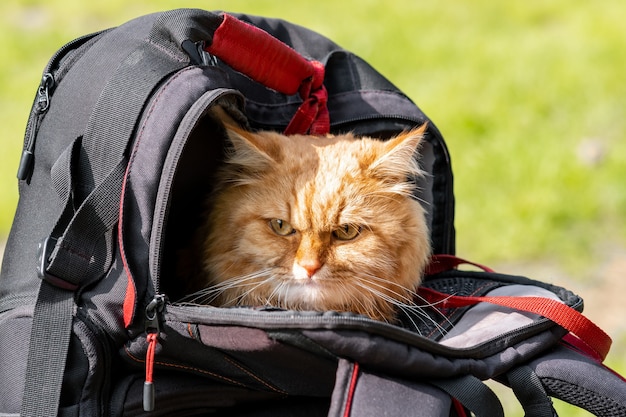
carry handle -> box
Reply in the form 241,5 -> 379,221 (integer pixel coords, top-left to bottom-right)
205,14 -> 320,95
204,13 -> 329,135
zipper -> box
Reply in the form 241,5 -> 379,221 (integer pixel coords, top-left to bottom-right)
169,299 -> 561,359
143,294 -> 166,412
148,88 -> 238,295
17,73 -> 55,181
16,30 -> 108,181
146,44 -> 222,294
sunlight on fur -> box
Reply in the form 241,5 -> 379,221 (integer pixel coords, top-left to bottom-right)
179,106 -> 432,323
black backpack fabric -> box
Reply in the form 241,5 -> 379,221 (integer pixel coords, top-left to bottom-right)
1,9 -> 624,417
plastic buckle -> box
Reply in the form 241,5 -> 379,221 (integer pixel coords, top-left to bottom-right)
37,236 -> 79,291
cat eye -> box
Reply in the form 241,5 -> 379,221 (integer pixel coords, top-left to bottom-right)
269,218 -> 295,236
333,224 -> 361,241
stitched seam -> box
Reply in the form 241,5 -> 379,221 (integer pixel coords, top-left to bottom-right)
223,356 -> 288,395
123,344 -> 249,388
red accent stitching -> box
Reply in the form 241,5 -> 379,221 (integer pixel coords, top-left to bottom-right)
119,67 -> 198,328
223,356 -> 288,395
124,343 -> 249,388
343,362 -> 360,417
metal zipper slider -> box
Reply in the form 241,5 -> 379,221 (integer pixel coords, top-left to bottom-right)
17,73 -> 55,181
36,73 -> 54,112
143,295 -> 166,412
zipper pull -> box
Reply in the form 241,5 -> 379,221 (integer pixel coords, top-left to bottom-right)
36,73 -> 55,112
143,295 -> 166,412
17,73 -> 55,181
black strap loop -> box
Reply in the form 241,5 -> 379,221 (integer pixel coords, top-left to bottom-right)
431,375 -> 505,417
507,365 -> 557,417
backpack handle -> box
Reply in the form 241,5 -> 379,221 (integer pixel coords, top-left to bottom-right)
205,13 -> 329,135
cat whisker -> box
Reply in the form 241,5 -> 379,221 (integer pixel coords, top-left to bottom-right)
354,274 -> 451,336
359,273 -> 455,326
351,279 -> 423,331
177,269 -> 273,305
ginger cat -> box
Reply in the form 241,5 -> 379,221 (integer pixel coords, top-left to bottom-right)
185,109 -> 430,322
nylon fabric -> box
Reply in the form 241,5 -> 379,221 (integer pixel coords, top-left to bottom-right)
431,375 -> 504,417
506,366 -> 556,417
530,345 -> 626,416
20,283 -> 74,417
329,361 -> 453,417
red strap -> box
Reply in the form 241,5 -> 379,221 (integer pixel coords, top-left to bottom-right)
206,14 -> 329,135
284,60 -> 329,135
425,254 -> 494,275
418,286 -> 612,361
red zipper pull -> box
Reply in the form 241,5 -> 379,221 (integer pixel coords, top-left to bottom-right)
143,295 -> 165,412
144,332 -> 158,411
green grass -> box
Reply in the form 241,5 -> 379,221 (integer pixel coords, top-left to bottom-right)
1,2 -> 625,415
2,0 -> 625,269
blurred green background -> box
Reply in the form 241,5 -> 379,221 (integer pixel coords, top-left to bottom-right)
1,1 -> 624,415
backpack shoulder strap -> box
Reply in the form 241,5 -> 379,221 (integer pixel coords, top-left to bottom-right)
21,20 -> 190,417
529,343 -> 626,416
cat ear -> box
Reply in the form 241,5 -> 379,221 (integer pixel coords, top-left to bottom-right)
223,124 -> 283,171
369,123 -> 428,181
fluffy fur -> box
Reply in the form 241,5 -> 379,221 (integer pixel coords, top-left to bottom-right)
188,112 -> 431,322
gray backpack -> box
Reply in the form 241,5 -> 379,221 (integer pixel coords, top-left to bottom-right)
1,8 -> 624,416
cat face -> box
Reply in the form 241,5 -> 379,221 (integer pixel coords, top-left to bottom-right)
198,124 -> 430,321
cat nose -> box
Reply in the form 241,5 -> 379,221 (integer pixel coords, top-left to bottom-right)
299,258 -> 323,278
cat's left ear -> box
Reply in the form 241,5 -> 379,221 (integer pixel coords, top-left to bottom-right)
370,123 -> 427,180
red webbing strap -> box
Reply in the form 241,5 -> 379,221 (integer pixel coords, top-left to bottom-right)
418,286 -> 612,361
426,254 -> 495,275
205,14 -> 329,135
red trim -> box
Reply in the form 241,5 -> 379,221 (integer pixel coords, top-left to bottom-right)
561,334 -> 626,382
343,362 -> 360,417
118,163 -> 136,328
419,286 -> 612,361
426,254 -> 494,275
451,398 -> 468,417
561,333 -> 604,363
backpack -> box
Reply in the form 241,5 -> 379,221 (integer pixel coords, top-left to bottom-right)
1,8 -> 624,417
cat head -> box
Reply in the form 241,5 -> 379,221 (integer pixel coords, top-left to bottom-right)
200,123 -> 431,321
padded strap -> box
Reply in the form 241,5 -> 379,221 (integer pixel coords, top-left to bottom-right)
506,366 -> 556,417
431,375 -> 505,417
20,284 -> 74,417
529,344 -> 626,416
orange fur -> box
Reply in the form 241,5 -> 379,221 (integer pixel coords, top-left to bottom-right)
196,120 -> 430,322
